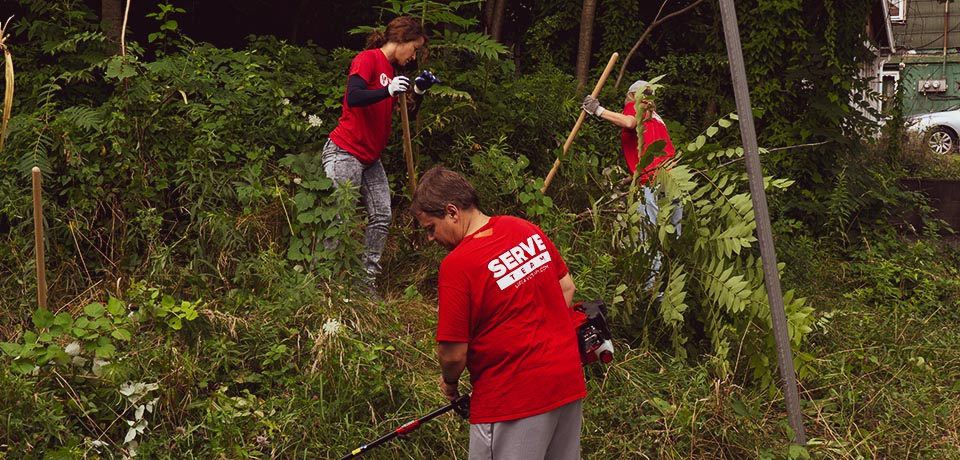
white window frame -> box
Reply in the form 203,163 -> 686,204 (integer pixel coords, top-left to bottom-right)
889,0 -> 906,22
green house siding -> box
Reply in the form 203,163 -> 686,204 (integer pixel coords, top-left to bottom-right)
889,0 -> 960,114
891,0 -> 960,50
892,57 -> 960,114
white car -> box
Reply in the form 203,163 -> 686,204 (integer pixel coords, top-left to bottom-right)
905,105 -> 960,155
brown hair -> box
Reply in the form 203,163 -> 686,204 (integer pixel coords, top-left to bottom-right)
409,166 -> 480,218
366,16 -> 426,50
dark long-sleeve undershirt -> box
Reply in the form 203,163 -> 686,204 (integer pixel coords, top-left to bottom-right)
345,74 -> 423,116
346,74 -> 390,107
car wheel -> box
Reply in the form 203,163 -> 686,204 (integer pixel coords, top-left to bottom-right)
927,127 -> 957,155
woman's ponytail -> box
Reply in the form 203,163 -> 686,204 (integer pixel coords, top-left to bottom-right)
367,16 -> 424,50
366,31 -> 387,50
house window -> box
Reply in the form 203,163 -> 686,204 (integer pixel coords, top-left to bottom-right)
889,0 -> 906,22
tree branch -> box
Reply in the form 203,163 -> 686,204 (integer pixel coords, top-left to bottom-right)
614,0 -> 708,89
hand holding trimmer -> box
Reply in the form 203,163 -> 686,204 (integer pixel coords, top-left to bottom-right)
570,300 -> 614,365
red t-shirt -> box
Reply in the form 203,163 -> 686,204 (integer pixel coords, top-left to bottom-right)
329,49 -> 395,164
620,102 -> 676,184
436,216 -> 587,424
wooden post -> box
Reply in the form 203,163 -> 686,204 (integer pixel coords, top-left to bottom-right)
400,93 -> 417,195
32,166 -> 47,310
541,52 -> 619,194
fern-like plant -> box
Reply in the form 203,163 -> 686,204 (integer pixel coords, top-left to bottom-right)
606,111 -> 816,388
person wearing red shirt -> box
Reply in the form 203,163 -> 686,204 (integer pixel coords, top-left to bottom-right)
322,16 -> 439,296
410,167 -> 586,460
582,80 -> 682,292
581,79 -> 675,184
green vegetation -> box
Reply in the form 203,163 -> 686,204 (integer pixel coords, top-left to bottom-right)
2,0 -> 960,458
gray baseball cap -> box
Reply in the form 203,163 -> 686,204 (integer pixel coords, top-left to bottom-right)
628,80 -> 652,95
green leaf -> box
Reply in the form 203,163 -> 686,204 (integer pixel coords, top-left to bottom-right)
11,358 -> 36,374
53,312 -> 73,328
112,328 -> 133,341
105,56 -> 138,80
95,342 -> 116,359
160,295 -> 175,309
84,302 -> 105,318
0,342 -> 22,357
731,398 -> 753,417
75,316 -> 90,329
33,309 -> 56,329
107,297 -> 125,316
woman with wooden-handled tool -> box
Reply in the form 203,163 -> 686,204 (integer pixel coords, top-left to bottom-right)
582,79 -> 682,293
321,15 -> 440,297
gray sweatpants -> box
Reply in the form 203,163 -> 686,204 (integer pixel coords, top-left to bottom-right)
468,399 -> 583,460
320,139 -> 392,279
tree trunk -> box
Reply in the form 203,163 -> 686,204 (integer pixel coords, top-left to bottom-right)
290,0 -> 313,44
101,0 -> 123,52
490,0 -> 507,43
483,0 -> 496,35
575,0 -> 598,92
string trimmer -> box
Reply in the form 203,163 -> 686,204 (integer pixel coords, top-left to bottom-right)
339,394 -> 470,459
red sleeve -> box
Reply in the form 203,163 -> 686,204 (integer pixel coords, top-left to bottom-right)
348,51 -> 376,84
436,258 -> 471,343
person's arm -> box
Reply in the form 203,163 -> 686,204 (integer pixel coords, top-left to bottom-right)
582,95 -> 638,130
345,74 -> 411,107
599,109 -> 637,130
559,273 -> 576,307
345,74 -> 390,107
437,341 -> 468,401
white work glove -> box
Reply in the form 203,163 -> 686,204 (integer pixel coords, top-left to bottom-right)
582,95 -> 605,117
388,76 -> 411,96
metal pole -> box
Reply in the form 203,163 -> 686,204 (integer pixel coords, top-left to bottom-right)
32,166 -> 47,310
717,0 -> 806,445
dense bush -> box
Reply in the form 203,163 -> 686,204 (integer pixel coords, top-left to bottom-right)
3,1 -> 960,459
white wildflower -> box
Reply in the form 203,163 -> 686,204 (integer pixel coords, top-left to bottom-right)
307,114 -> 323,127
322,318 -> 341,336
124,418 -> 147,443
293,264 -> 304,273
119,381 -> 159,404
64,341 -> 81,356
282,98 -> 291,105
124,440 -> 139,459
71,356 -> 89,368
92,358 -> 109,377
293,177 -> 302,185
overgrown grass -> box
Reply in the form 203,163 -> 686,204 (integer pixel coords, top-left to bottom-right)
2,3 -> 960,457
3,230 -> 959,459
900,132 -> 960,179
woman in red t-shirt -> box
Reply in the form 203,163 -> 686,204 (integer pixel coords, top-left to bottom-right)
581,80 -> 683,293
321,16 -> 439,295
